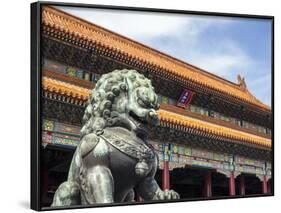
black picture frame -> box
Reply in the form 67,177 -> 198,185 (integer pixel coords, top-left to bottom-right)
31,1 -> 274,211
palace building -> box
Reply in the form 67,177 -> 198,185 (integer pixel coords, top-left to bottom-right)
40,6 -> 272,206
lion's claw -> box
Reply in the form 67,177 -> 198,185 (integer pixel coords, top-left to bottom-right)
153,189 -> 180,200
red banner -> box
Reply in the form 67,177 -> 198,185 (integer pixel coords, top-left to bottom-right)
177,89 -> 194,109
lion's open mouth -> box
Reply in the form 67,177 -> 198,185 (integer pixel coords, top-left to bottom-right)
129,111 -> 148,125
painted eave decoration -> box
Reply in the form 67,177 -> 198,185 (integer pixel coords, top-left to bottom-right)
42,77 -> 271,149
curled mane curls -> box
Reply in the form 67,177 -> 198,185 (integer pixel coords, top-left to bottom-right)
80,69 -> 154,138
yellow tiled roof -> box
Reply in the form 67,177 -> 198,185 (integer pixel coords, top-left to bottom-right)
42,76 -> 90,100
158,110 -> 271,148
42,76 -> 271,148
42,6 -> 271,112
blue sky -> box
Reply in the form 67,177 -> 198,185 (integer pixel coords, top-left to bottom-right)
58,6 -> 272,107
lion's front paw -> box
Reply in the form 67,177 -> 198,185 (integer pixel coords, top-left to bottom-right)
153,189 -> 180,200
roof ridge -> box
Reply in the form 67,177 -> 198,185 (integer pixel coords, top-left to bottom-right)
47,6 -> 242,89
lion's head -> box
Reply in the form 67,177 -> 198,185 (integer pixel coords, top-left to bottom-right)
81,69 -> 159,139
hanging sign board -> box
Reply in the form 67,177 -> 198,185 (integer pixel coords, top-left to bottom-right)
177,89 -> 195,109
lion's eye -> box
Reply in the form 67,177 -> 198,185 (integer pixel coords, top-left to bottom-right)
137,98 -> 147,107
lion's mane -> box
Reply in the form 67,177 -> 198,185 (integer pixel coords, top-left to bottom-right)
80,69 -> 156,138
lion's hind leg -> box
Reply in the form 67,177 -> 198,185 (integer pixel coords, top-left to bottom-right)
51,181 -> 81,207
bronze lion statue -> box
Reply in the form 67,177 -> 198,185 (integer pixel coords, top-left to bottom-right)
51,69 -> 179,206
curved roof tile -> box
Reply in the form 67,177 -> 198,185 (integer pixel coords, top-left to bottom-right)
42,6 -> 271,112
42,76 -> 271,148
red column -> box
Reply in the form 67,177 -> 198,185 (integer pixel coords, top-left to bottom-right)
42,167 -> 49,202
229,172 -> 236,196
135,192 -> 143,202
240,175 -> 245,196
204,171 -> 212,197
262,176 -> 268,194
162,161 -> 170,190
267,180 -> 271,194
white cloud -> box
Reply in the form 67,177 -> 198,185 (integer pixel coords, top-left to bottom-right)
57,6 -> 220,45
58,6 -> 188,38
184,39 -> 254,79
247,72 -> 272,106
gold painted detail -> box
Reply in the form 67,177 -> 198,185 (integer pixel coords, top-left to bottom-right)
42,76 -> 271,148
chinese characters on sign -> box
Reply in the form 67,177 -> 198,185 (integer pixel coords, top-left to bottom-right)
177,89 -> 195,109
